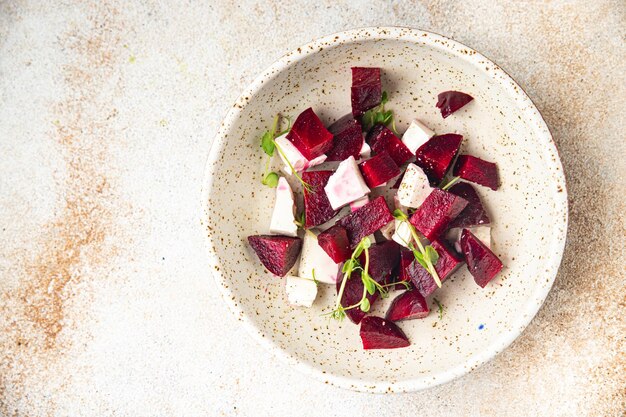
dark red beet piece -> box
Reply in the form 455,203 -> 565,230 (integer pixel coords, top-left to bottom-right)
360,316 -> 410,349
367,125 -> 413,166
460,229 -> 503,288
317,225 -> 351,263
415,134 -> 463,183
247,235 -> 302,277
453,155 -> 500,191
358,240 -> 401,281
396,249 -> 414,289
302,171 -> 338,228
359,151 -> 400,188
337,196 -> 394,248
409,188 -> 468,240
436,91 -> 474,118
408,239 -> 463,298
447,182 -> 491,228
351,67 -> 382,118
386,290 -> 429,321
337,271 -> 378,324
286,107 -> 334,160
326,116 -> 364,161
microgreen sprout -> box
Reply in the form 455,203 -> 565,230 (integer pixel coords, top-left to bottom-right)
361,91 -> 395,132
441,176 -> 460,191
294,212 -> 306,229
324,237 -> 389,321
259,115 -> 313,192
433,297 -> 444,320
392,209 -> 442,287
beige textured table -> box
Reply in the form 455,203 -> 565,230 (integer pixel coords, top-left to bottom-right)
0,1 -> 624,416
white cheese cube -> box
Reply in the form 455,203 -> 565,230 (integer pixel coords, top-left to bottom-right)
359,141 -> 371,160
324,156 -> 371,210
380,221 -> 395,240
402,119 -> 435,154
274,133 -> 327,173
397,163 -> 433,208
392,220 -> 413,247
285,276 -> 318,307
269,177 -> 298,237
350,196 -> 369,212
298,230 -> 340,284
393,195 -> 407,212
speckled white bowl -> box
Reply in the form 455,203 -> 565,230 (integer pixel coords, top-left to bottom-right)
201,27 -> 567,393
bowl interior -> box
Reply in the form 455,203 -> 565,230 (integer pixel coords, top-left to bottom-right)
203,30 -> 567,392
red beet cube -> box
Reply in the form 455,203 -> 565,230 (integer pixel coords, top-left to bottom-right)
358,240 -> 401,282
247,235 -> 302,277
286,107 -> 334,159
453,155 -> 500,191
359,151 -> 400,188
326,116 -> 364,161
436,91 -> 474,118
337,196 -> 394,248
337,271 -> 378,324
415,134 -> 463,183
367,124 -> 413,166
409,188 -> 468,240
302,171 -> 338,228
386,290 -> 429,321
317,225 -> 351,263
359,316 -> 410,349
447,182 -> 491,228
408,239 -> 463,298
460,229 -> 503,288
351,67 -> 382,117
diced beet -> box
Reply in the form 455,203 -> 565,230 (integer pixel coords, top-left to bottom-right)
317,225 -> 351,263
367,125 -> 413,166
386,290 -> 429,321
453,155 -> 500,191
337,271 -> 378,324
447,182 -> 491,228
409,188 -> 468,240
326,116 -> 364,161
408,239 -> 463,298
397,249 -> 414,288
286,108 -> 334,160
359,151 -> 400,188
358,240 -> 401,281
302,171 -> 338,228
351,67 -> 382,118
415,134 -> 463,183
460,229 -> 503,288
247,235 -> 302,277
436,91 -> 474,118
359,316 -> 410,349
337,196 -> 394,248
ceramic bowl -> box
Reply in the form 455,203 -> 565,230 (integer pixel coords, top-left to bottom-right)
201,27 -> 567,393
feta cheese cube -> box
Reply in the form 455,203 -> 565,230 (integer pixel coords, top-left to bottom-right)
380,220 -> 395,240
350,196 -> 369,212
285,276 -> 318,307
402,119 -> 435,153
269,177 -> 298,237
298,230 -> 340,284
359,141 -> 371,160
397,163 -> 432,208
392,220 -> 413,247
274,133 -> 327,173
324,156 -> 371,210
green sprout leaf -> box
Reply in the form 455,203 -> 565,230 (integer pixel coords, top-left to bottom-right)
363,275 -> 376,295
393,209 -> 408,221
359,298 -> 370,312
261,172 -> 279,187
434,298 -> 444,320
260,131 -> 275,156
361,91 -> 394,131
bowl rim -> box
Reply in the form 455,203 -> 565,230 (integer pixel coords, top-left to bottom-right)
200,26 -> 568,393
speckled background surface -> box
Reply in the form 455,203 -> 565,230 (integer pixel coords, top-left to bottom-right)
0,1 -> 624,416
